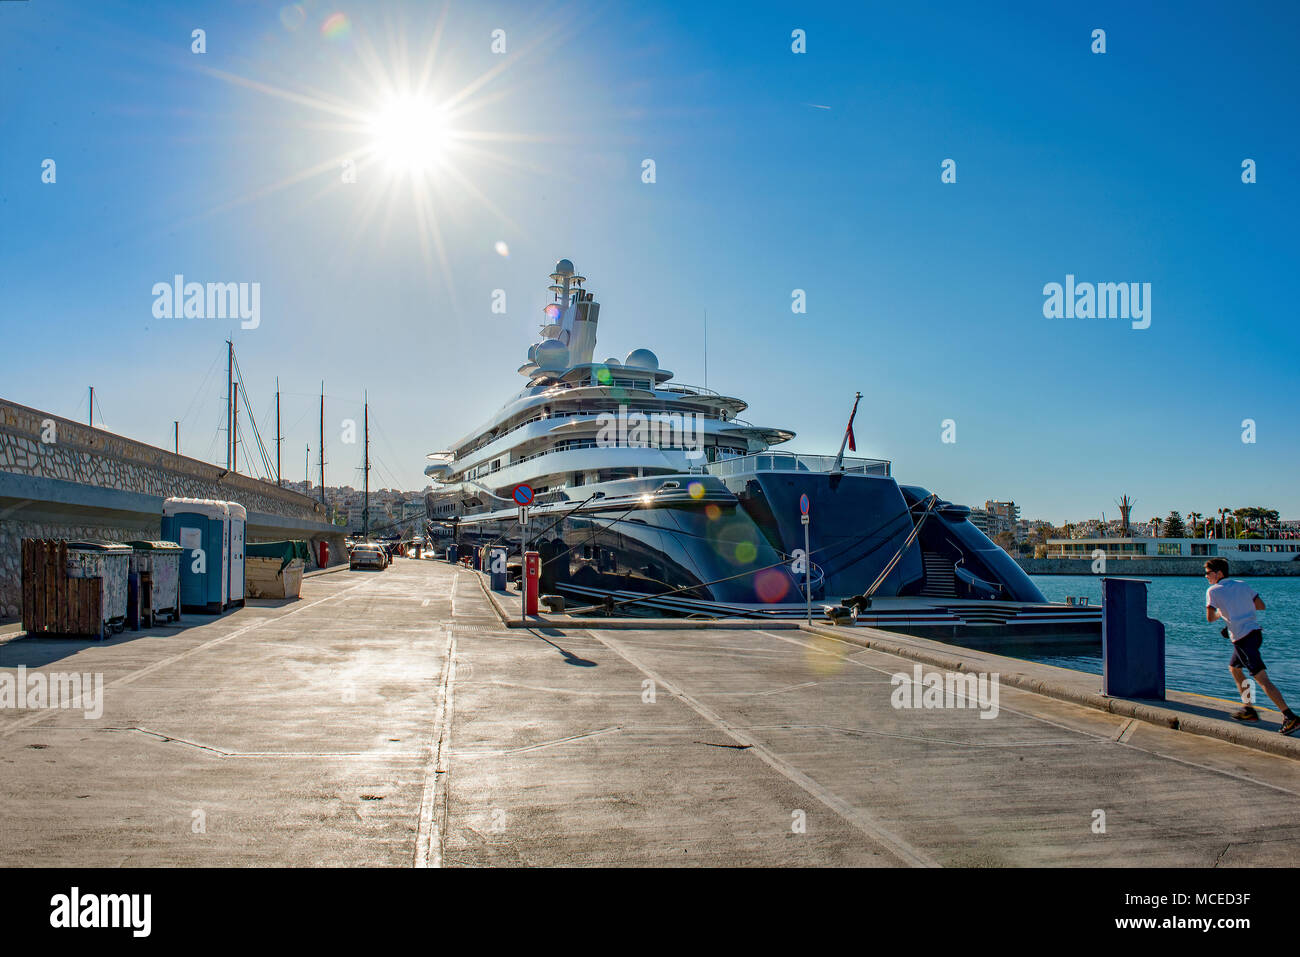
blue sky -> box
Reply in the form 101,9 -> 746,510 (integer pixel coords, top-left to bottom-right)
2,0 -> 1298,523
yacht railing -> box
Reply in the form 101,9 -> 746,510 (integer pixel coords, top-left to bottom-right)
453,406 -> 756,463
699,451 -> 891,478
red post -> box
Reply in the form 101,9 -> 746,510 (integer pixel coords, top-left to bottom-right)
318,541 -> 329,568
524,551 -> 540,616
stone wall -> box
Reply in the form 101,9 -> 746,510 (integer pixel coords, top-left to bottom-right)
0,398 -> 348,622
1016,557 -> 1300,577
0,398 -> 326,521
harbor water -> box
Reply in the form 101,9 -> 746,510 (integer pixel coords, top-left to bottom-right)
1028,574 -> 1300,702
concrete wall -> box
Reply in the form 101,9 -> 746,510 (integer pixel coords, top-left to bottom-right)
0,398 -> 348,621
1017,556 -> 1300,577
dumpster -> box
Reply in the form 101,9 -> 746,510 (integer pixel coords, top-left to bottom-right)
125,541 -> 183,624
244,541 -> 308,599
21,539 -> 115,640
65,541 -> 131,635
162,498 -> 230,614
226,502 -> 247,609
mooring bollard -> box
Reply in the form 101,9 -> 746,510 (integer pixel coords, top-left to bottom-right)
1102,577 -> 1166,699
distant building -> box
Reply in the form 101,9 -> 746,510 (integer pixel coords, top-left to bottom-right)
1046,537 -> 1300,561
980,500 -> 1021,539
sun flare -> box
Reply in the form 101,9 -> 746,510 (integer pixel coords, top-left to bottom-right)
368,95 -> 451,173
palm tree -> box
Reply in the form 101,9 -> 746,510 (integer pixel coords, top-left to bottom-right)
1188,512 -> 1204,538
1149,517 -> 1162,538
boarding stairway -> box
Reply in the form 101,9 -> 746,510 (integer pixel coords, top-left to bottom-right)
918,550 -> 958,598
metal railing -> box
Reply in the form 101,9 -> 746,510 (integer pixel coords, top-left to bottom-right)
699,451 -> 891,478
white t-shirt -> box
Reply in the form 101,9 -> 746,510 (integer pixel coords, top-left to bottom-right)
1206,579 -> 1261,641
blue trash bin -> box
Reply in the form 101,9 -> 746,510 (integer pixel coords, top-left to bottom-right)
162,498 -> 230,614
489,548 -> 507,592
446,543 -> 458,564
1102,577 -> 1166,699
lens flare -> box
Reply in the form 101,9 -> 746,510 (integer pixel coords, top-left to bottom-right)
734,540 -> 758,564
494,240 -> 509,257
280,4 -> 305,30
544,303 -> 561,320
705,503 -> 721,521
321,12 -> 351,40
755,568 -> 792,603
595,365 -> 613,385
687,481 -> 705,499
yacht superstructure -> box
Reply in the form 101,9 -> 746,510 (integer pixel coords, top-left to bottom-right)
424,259 -> 1099,641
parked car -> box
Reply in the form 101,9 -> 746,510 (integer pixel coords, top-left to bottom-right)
349,544 -> 387,570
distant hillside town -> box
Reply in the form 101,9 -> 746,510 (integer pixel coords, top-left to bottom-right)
281,481 -> 431,534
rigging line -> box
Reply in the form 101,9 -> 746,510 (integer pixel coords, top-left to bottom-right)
178,353 -> 222,429
537,499 -> 649,570
605,500 -> 930,614
235,417 -> 261,481
232,353 -> 275,479
204,401 -> 225,464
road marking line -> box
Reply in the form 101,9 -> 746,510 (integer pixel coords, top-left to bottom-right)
769,630 -> 1300,798
415,629 -> 456,868
586,629 -> 941,868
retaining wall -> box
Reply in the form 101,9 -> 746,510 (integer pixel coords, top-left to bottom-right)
0,397 -> 347,621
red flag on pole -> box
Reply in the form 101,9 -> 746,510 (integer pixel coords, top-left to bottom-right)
845,404 -> 857,452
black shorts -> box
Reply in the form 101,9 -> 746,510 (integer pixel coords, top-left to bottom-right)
1229,630 -> 1266,675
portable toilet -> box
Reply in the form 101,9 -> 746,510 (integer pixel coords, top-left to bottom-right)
162,498 -> 230,614
226,502 -> 247,609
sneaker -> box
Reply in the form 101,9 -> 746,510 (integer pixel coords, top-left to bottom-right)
1231,706 -> 1260,722
1280,714 -> 1300,736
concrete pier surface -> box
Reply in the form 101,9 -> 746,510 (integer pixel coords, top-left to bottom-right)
2,558 -> 1299,867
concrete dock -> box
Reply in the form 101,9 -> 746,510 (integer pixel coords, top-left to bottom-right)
2,557 -> 1299,867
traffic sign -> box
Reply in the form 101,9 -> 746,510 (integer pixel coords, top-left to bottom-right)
799,493 -> 810,516
518,506 -> 529,526
513,484 -> 535,506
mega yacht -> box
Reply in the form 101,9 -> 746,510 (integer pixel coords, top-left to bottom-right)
425,259 -> 1099,645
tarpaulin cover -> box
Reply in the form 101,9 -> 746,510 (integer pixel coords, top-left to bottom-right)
245,540 -> 310,571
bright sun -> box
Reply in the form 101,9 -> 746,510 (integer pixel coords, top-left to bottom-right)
368,96 -> 450,173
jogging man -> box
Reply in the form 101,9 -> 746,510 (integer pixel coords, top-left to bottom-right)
1205,558 -> 1300,735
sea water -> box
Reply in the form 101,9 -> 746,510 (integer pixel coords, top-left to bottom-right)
1028,575 -> 1300,702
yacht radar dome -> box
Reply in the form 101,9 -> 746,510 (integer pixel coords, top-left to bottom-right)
535,338 -> 570,371
551,259 -> 575,278
624,348 -> 659,371
602,357 -> 622,367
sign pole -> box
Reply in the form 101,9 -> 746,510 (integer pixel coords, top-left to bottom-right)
512,485 -> 536,622
800,493 -> 811,624
803,515 -> 811,624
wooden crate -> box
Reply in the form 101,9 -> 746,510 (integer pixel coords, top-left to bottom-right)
21,539 -> 105,639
